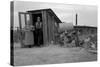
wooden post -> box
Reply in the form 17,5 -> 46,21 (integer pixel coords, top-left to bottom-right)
76,14 -> 78,26
75,13 -> 79,47
42,11 -> 48,46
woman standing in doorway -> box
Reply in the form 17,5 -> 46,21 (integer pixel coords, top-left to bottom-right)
23,20 -> 35,47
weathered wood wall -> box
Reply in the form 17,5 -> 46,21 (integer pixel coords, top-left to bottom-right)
46,11 -> 58,44
42,11 -> 48,45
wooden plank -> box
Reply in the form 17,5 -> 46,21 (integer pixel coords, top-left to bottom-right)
42,11 -> 48,45
52,16 -> 55,42
49,13 -> 52,43
27,11 -> 42,14
47,12 -> 55,44
18,13 -> 22,30
46,12 -> 50,43
47,12 -> 50,43
24,14 -> 27,25
50,14 -> 54,43
18,13 -> 24,47
48,12 -> 52,43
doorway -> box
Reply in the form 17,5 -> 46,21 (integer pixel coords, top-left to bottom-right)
32,13 -> 44,46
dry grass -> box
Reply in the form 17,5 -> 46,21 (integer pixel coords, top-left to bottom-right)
14,44 -> 97,66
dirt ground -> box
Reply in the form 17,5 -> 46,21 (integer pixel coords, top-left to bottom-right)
14,43 -> 97,66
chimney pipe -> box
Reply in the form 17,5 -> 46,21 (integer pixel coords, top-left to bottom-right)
76,13 -> 78,26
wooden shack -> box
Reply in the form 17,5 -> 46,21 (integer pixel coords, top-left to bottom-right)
19,9 -> 62,47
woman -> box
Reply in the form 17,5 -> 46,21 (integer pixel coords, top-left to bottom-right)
23,21 -> 34,47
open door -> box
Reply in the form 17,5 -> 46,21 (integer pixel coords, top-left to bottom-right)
18,12 -> 34,47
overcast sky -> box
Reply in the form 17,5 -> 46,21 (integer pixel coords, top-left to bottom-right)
13,1 -> 97,28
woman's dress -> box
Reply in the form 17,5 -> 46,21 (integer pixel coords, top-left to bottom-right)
23,25 -> 34,45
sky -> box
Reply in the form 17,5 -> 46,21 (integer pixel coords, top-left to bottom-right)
13,1 -> 97,29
